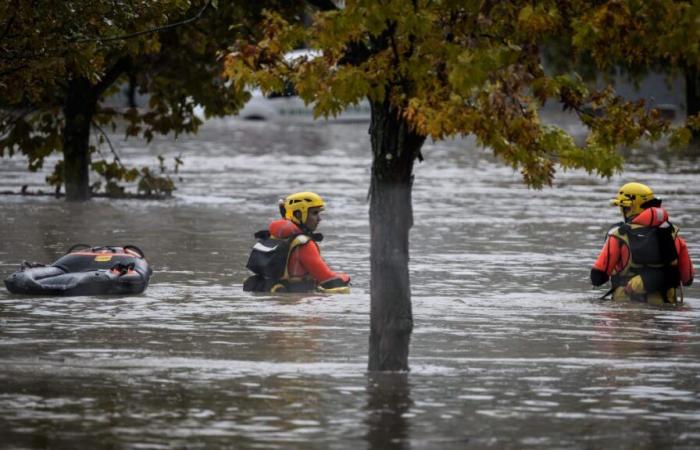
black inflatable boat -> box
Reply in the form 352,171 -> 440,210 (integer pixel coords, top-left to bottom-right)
4,244 -> 152,296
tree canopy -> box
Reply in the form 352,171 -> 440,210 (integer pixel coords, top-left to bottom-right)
225,0 -> 698,188
567,0 -> 700,142
0,0 -> 303,199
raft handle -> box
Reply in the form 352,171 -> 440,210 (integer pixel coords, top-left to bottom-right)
123,245 -> 145,258
66,243 -> 92,254
90,246 -> 119,253
20,260 -> 46,271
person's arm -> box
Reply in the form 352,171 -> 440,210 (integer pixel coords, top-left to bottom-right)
297,242 -> 350,284
676,236 -> 695,286
591,236 -> 623,286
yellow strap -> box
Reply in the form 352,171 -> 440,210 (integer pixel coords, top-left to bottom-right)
281,235 -> 310,280
317,286 -> 351,294
270,283 -> 286,293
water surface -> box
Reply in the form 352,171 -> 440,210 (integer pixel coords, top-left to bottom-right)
1,118 -> 699,449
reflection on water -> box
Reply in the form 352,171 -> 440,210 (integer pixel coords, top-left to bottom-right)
365,373 -> 412,450
0,119 -> 699,448
593,308 -> 695,357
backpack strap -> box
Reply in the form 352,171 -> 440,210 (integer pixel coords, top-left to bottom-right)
617,223 -> 630,236
604,222 -> 625,241
294,235 -> 310,245
254,229 -> 271,240
281,234 -> 312,281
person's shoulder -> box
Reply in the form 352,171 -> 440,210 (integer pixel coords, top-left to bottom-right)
293,235 -> 311,244
632,207 -> 670,227
606,221 -> 625,237
269,219 -> 302,238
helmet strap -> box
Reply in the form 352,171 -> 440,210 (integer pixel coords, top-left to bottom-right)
622,207 -> 634,222
290,210 -> 313,234
298,221 -> 314,235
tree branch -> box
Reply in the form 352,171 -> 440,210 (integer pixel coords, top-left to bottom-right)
0,106 -> 38,134
0,63 -> 29,78
0,0 -> 19,43
94,56 -> 132,96
73,0 -> 212,44
387,20 -> 400,66
304,0 -> 339,11
92,120 -> 125,168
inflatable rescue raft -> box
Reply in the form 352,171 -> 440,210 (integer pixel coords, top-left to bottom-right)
4,244 -> 152,296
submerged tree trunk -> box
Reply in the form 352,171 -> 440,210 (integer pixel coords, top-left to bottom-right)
63,77 -> 98,201
367,97 -> 426,372
686,65 -> 700,142
61,59 -> 129,201
365,372 -> 411,448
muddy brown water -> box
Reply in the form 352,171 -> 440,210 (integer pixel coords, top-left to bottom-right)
1,118 -> 699,449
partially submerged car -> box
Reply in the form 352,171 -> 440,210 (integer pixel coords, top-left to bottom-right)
233,49 -> 370,123
236,88 -> 370,122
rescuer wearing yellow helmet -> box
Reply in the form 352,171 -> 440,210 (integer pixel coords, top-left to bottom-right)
243,191 -> 351,293
281,191 -> 326,232
591,182 -> 694,304
610,182 -> 661,221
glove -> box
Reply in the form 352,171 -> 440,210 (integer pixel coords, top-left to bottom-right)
320,274 -> 351,289
590,268 -> 609,286
624,275 -> 645,295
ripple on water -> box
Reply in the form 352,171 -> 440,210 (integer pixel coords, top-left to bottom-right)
1,121 -> 700,448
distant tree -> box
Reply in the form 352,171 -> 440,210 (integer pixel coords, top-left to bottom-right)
565,0 -> 700,142
225,0 -> 692,371
0,0 -> 303,200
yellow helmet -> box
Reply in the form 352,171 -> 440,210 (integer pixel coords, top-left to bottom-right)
283,191 -> 325,225
610,182 -> 657,218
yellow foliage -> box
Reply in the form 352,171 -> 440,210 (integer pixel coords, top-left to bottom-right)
224,0 -> 689,188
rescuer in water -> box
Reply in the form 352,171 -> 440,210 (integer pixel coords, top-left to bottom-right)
243,191 -> 351,293
591,182 -> 694,304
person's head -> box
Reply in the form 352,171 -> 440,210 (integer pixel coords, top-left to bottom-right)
283,191 -> 325,231
611,182 -> 661,220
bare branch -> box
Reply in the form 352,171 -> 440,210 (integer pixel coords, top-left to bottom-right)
92,121 -> 124,168
73,0 -> 212,44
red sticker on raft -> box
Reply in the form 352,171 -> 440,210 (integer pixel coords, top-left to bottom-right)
95,255 -> 112,262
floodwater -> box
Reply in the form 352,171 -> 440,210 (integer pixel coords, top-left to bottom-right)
1,116 -> 699,449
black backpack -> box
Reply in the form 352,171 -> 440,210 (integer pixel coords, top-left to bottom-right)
245,230 -> 296,280
619,223 -> 680,293
620,224 -> 678,266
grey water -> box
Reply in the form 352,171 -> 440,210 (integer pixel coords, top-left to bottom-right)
1,117 -> 699,449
